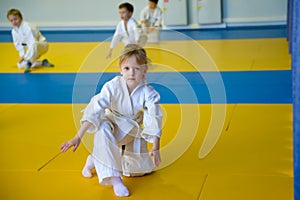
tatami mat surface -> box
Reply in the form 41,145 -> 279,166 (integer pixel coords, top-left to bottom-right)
0,28 -> 293,199
0,104 -> 293,199
0,39 -> 290,73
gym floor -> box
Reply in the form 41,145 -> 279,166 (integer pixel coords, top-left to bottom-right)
0,26 -> 293,199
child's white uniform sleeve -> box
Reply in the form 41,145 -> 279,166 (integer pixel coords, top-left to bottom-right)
12,22 -> 39,57
110,22 -> 122,49
12,29 -> 25,57
80,82 -> 112,133
126,19 -> 140,44
23,23 -> 37,47
132,21 -> 140,43
154,7 -> 163,27
140,7 -> 148,22
141,86 -> 162,143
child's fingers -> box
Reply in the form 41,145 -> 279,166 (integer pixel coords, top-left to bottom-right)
72,144 -> 79,152
60,142 -> 72,152
154,155 -> 161,167
60,142 -> 67,151
155,156 -> 159,165
156,156 -> 161,166
149,150 -> 161,167
60,146 -> 68,152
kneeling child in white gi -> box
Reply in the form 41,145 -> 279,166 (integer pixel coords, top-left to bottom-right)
61,44 -> 162,197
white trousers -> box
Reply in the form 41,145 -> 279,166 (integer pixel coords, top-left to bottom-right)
92,119 -> 154,185
24,41 -> 48,64
147,29 -> 160,43
17,60 -> 42,69
142,23 -> 160,43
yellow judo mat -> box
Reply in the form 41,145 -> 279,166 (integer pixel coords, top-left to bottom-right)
0,38 -> 290,73
0,38 -> 293,199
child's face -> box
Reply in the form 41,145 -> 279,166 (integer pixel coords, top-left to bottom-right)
148,1 -> 157,9
120,56 -> 147,90
119,8 -> 132,21
8,14 -> 22,27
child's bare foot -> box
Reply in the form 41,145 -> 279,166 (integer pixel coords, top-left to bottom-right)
82,155 -> 94,178
110,177 -> 129,197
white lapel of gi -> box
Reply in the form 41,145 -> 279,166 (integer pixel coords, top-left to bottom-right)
120,76 -> 134,116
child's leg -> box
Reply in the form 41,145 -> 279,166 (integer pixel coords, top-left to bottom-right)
30,60 -> 54,68
82,154 -> 95,178
92,120 -> 129,197
24,41 -> 48,65
31,61 -> 42,68
21,41 -> 48,73
147,28 -> 160,43
17,61 -> 27,69
109,176 -> 129,197
93,159 -> 129,196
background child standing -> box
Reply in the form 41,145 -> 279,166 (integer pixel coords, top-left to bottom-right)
140,0 -> 163,43
61,44 -> 162,197
106,2 -> 147,59
7,8 -> 54,73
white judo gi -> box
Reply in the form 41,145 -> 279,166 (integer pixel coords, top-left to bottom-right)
110,17 -> 147,48
140,6 -> 163,43
81,76 -> 162,184
12,21 -> 48,68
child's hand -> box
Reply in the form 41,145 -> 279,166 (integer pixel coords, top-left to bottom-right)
148,26 -> 156,33
149,148 -> 161,167
60,135 -> 81,153
133,111 -> 143,124
106,49 -> 112,59
18,56 -> 24,63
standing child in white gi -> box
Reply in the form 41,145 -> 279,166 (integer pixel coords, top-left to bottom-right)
61,44 -> 162,197
140,0 -> 163,43
106,2 -> 147,59
7,9 -> 54,73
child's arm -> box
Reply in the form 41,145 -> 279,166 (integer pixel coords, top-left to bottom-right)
12,30 -> 25,59
140,7 -> 147,25
153,8 -> 163,27
61,81 -> 112,152
149,136 -> 161,167
12,23 -> 37,62
18,56 -> 25,63
142,88 -> 163,167
107,23 -> 122,59
106,48 -> 113,59
132,21 -> 141,44
60,121 -> 92,152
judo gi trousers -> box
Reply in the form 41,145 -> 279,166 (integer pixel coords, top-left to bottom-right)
18,41 -> 48,68
92,119 -> 154,185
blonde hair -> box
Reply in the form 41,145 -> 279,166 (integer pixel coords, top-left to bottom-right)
7,8 -> 23,19
119,44 -> 151,68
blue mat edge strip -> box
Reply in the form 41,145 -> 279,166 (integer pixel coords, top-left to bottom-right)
0,70 -> 292,104
0,25 -> 287,42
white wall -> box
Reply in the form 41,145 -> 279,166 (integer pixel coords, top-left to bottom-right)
0,0 -> 151,29
186,0 -> 287,27
222,0 -> 287,25
0,0 -> 287,30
